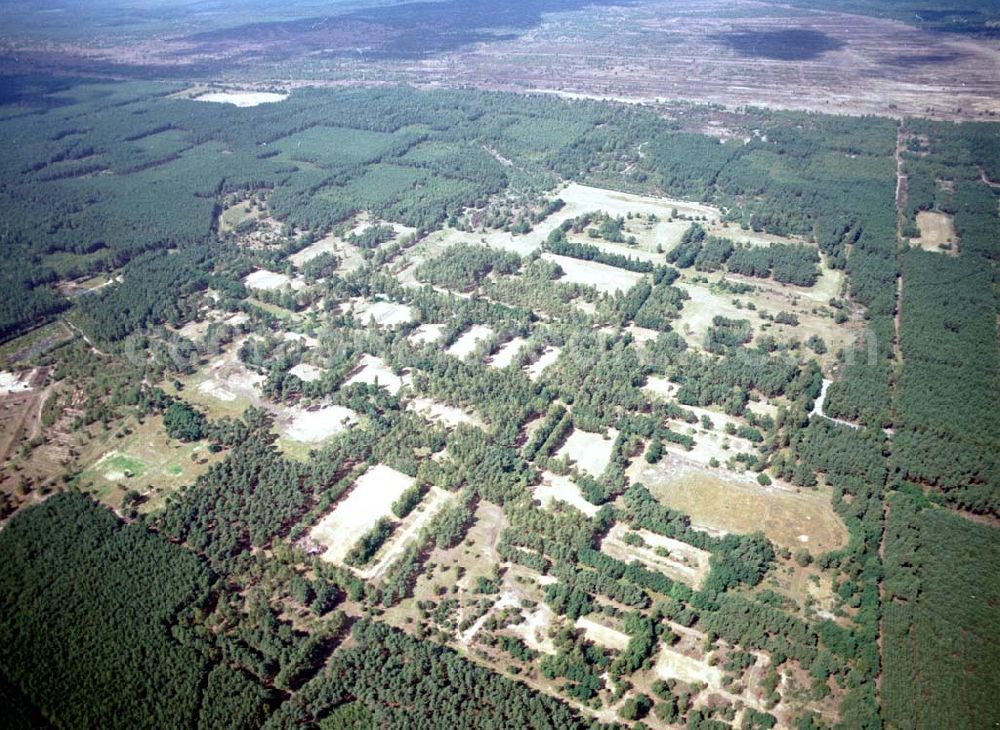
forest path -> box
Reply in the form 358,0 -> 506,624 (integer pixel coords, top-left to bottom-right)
891,120 -> 906,406
810,379 -> 860,430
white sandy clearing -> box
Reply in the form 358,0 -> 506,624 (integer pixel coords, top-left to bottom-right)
626,324 -> 660,343
601,523 -> 711,590
509,602 -> 558,655
244,269 -> 305,291
289,236 -> 336,266
654,644 -> 724,688
356,486 -> 452,580
176,319 -> 211,341
289,363 -> 322,382
643,376 -> 677,400
196,91 -> 287,107
406,396 -> 482,429
344,354 -> 410,395
0,371 -> 33,395
283,331 -> 318,348
524,346 -> 561,381
555,428 -> 618,477
280,404 -> 357,443
446,324 -> 494,358
534,471 -> 600,517
460,591 -> 520,646
575,616 -> 631,651
196,354 -> 263,403
674,280 -> 753,349
912,210 -> 958,253
352,299 -> 414,327
290,234 -> 365,273
409,323 -> 446,345
311,464 -> 413,565
541,253 -> 645,294
488,337 -> 527,368
558,183 -> 720,224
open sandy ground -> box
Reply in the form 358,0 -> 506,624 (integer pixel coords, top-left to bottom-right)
279,404 -> 357,443
289,234 -> 365,273
344,354 -> 410,395
356,486 -> 452,580
446,324 -> 494,358
575,616 -> 630,651
407,396 -> 483,429
196,91 -> 287,107
351,299 -> 414,327
487,337 -> 527,368
911,210 -> 958,253
654,644 -> 724,690
541,253 -> 645,294
510,601 -> 559,655
559,183 -> 720,224
194,344 -> 264,405
244,268 -> 305,291
0,371 -> 34,395
289,363 -> 322,382
629,459 -> 848,553
524,346 -> 561,381
533,471 -> 600,517
674,279 -> 755,349
311,464 -> 413,565
642,376 -> 677,400
409,323 -> 446,345
600,523 -> 711,590
555,427 -> 618,477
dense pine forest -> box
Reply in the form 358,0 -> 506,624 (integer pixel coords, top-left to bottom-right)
0,74 -> 996,730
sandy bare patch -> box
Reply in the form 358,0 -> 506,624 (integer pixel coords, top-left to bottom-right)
625,324 -> 660,343
674,280 -> 753,349
352,299 -> 414,327
534,471 -> 600,517
654,644 -> 724,687
310,464 -> 413,565
559,183 -> 720,224
629,460 -> 848,553
344,354 -> 410,395
541,253 -> 645,294
280,404 -> 357,443
290,233 -> 365,273
446,324 -> 494,358
283,332 -> 318,348
356,486 -> 452,580
196,91 -> 287,107
643,376 -> 677,400
488,337 -> 527,368
0,371 -> 34,395
407,397 -> 482,429
555,428 -> 618,477
195,347 -> 264,404
911,210 -> 958,253
524,346 -> 561,381
289,363 -> 322,382
176,319 -> 211,341
409,323 -> 446,345
509,602 -> 558,655
575,616 -> 630,651
244,269 -> 305,291
601,523 -> 710,590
